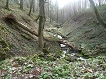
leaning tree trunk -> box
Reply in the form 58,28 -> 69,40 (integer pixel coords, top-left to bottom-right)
89,0 -> 106,27
28,0 -> 33,16
38,0 -> 45,50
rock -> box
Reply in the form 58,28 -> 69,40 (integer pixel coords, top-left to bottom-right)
21,34 -> 32,40
77,57 -> 86,61
60,44 -> 66,47
65,54 -> 77,62
57,35 -> 62,39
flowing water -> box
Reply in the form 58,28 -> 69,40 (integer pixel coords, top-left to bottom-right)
57,35 -> 87,61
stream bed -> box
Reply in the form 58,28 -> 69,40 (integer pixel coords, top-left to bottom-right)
57,35 -> 87,61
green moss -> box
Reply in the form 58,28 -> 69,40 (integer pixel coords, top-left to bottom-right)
65,54 -> 77,62
43,48 -> 50,55
81,50 -> 91,59
5,7 -> 12,11
21,34 -> 32,40
31,50 -> 63,61
0,47 -> 7,61
0,40 -> 10,50
31,54 -> 39,62
64,54 -> 70,61
43,50 -> 63,61
0,52 -> 7,61
0,37 -> 10,61
0,26 -> 2,30
55,50 -> 64,58
46,56 -> 56,61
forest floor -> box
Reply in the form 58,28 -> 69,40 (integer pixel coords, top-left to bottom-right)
0,0 -> 106,79
0,54 -> 106,79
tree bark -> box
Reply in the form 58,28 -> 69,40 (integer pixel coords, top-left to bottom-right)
55,1 -> 58,23
14,0 -> 19,4
89,0 -> 106,27
5,0 -> 9,9
28,0 -> 33,16
49,0 -> 52,23
20,0 -> 23,10
33,0 -> 35,12
38,0 -> 45,49
98,0 -> 101,6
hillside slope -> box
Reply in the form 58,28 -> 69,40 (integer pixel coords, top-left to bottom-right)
0,0 -> 61,59
60,5 -> 106,54
0,0 -> 43,57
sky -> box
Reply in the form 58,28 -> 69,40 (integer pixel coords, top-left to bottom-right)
51,0 -> 78,8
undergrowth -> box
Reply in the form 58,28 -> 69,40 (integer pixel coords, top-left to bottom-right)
0,54 -> 106,79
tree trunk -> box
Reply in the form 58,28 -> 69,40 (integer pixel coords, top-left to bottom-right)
20,0 -> 23,10
38,0 -> 45,49
98,0 -> 101,6
48,0 -> 50,22
33,0 -> 35,12
89,0 -> 106,27
49,0 -> 52,23
84,0 -> 87,9
25,0 -> 29,8
55,1 -> 58,23
5,0 -> 9,9
14,0 -> 19,4
28,0 -> 33,16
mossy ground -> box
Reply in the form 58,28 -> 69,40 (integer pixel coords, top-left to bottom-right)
0,0 -> 61,57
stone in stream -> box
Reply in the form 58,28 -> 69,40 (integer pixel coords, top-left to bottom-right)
57,35 -> 62,39
60,44 -> 66,47
78,57 -> 87,61
53,34 -> 56,36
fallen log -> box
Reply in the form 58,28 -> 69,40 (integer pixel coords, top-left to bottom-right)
2,13 -> 38,37
2,13 -> 77,50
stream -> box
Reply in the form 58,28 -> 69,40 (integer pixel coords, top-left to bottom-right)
57,34 -> 87,61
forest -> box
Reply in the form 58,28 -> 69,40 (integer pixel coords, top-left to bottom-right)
0,0 -> 106,79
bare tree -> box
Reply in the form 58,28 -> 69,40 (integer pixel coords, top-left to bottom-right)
20,0 -> 23,9
49,0 -> 52,23
14,0 -> 20,4
33,0 -> 35,12
55,0 -> 59,23
25,0 -> 30,8
47,0 -> 52,22
38,0 -> 45,49
84,0 -> 87,9
89,0 -> 106,27
98,0 -> 101,6
5,0 -> 9,9
28,0 -> 34,16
